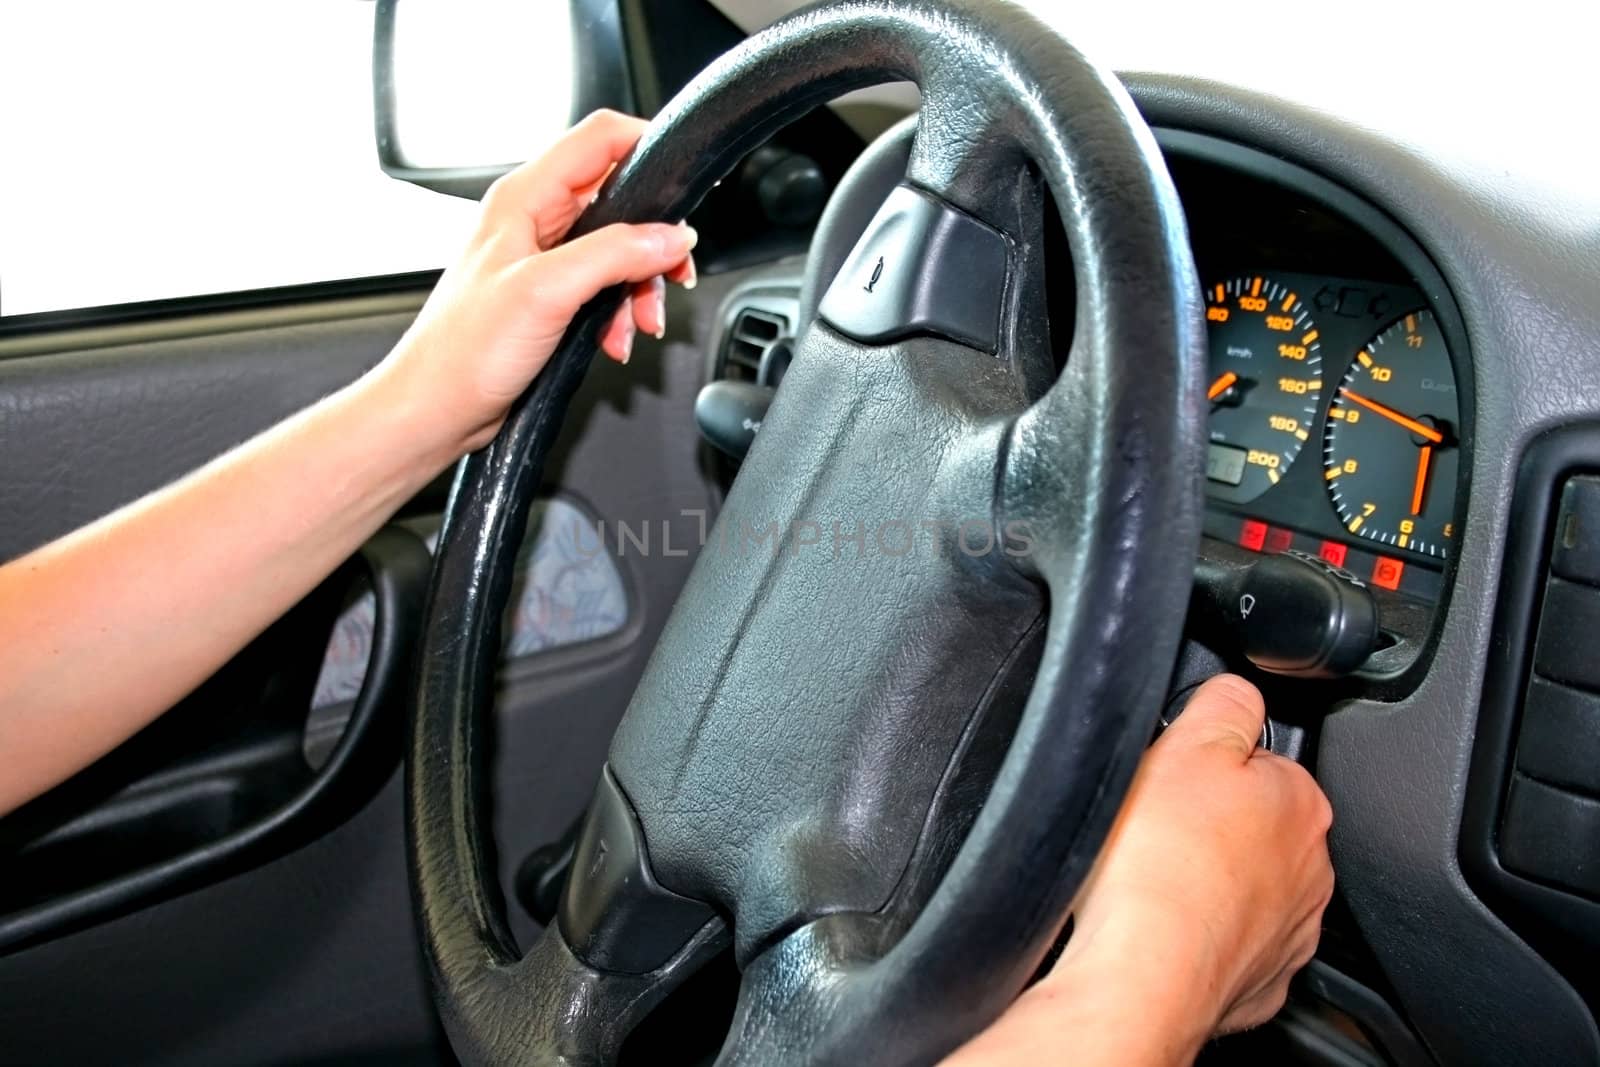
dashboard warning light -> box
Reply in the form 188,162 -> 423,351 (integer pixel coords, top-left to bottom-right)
1265,526 -> 1295,554
1239,518 -> 1268,552
1318,540 -> 1349,568
1372,556 -> 1405,591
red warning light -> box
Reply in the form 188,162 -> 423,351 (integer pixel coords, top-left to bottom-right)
1372,556 -> 1405,591
1318,540 -> 1348,568
1239,519 -> 1268,552
1264,526 -> 1294,554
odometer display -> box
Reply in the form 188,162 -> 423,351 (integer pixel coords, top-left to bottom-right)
1323,310 -> 1459,559
1204,275 -> 1324,503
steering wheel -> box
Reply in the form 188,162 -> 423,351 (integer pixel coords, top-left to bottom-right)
406,1 -> 1203,1063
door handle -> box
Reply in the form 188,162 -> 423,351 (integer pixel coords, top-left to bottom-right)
0,524 -> 432,955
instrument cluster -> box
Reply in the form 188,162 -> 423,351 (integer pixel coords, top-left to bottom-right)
1200,270 -> 1460,602
1166,136 -> 1472,607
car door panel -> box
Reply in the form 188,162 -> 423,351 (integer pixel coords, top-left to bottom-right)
0,296 -> 426,559
0,266 -> 744,1064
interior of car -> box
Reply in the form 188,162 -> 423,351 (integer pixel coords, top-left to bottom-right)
2,0 -> 1598,1064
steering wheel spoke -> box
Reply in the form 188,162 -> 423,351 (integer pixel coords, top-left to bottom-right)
714,918 -> 869,1066
434,915 -> 729,1067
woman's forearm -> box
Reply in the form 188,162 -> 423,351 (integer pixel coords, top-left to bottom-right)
0,110 -> 694,818
943,916 -> 1215,1067
0,368 -> 451,815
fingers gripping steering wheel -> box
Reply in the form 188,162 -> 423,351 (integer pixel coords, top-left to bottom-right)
406,2 -> 1204,1063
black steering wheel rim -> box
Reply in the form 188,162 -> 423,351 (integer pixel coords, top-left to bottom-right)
406,2 -> 1204,1064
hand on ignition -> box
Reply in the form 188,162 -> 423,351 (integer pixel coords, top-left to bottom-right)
947,674 -> 1335,1066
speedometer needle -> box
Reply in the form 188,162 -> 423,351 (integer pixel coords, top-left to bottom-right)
1412,445 -> 1433,515
1340,389 -> 1444,444
1208,371 -> 1239,401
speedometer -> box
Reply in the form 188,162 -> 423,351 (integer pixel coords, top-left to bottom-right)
1203,275 -> 1324,503
1323,309 -> 1460,559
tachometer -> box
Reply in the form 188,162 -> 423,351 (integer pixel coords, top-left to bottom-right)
1203,275 -> 1324,503
1323,310 -> 1459,559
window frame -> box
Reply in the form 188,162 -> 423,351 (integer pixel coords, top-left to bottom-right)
0,269 -> 443,343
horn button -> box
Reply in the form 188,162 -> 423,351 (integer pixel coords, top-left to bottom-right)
818,184 -> 1011,354
588,325 -> 1042,966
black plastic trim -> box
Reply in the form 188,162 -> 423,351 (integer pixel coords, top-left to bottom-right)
1297,960 -> 1435,1067
1462,424 -> 1600,1010
0,525 -> 432,955
0,270 -> 438,340
616,0 -> 745,118
557,767 -> 716,974
1153,127 -> 1476,701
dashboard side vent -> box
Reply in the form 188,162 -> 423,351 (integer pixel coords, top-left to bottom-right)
719,308 -> 789,382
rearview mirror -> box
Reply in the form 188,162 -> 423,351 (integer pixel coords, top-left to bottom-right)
372,0 -> 632,200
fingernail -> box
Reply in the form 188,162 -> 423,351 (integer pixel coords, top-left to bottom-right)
653,278 -> 667,339
683,257 -> 698,291
621,315 -> 635,365
652,224 -> 697,261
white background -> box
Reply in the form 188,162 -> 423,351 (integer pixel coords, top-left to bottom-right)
0,1 -> 568,317
4,0 -> 1596,317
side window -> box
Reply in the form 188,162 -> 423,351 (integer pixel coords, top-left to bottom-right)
0,2 -> 567,318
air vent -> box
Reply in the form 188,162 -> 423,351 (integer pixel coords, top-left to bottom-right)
719,308 -> 788,382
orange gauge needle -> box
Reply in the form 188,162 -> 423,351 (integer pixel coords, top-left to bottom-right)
1340,389 -> 1444,444
1411,445 -> 1433,515
1208,371 -> 1239,401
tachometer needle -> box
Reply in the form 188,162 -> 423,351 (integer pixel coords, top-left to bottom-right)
1411,445 -> 1433,515
1340,389 -> 1444,444
1208,371 -> 1239,401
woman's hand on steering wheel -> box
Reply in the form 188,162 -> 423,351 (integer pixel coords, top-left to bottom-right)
373,109 -> 697,457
